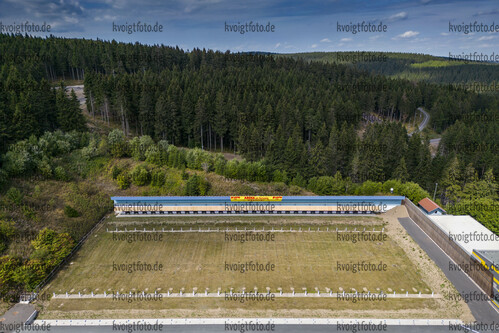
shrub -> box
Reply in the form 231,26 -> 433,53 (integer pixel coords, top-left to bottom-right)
0,169 -> 8,190
289,185 -> 302,195
0,220 -> 15,254
81,138 -> 99,159
37,158 -> 53,179
214,155 -> 226,175
307,176 -> 345,195
108,129 -> 129,157
131,165 -> 150,186
447,198 -> 499,235
398,182 -> 430,203
273,170 -> 288,183
30,228 -> 74,271
198,177 -> 211,196
97,138 -> 108,156
355,181 -> 383,195
6,187 -> 23,205
110,165 -> 121,180
273,182 -> 287,193
64,205 -> 80,218
185,148 -> 213,170
184,175 -> 200,195
116,172 -> 131,189
291,174 -> 307,188
54,166 -> 69,181
0,255 -> 21,300
33,185 -> 41,198
382,179 -> 402,194
3,142 -> 35,176
145,146 -> 162,165
130,136 -> 154,161
151,170 -> 166,187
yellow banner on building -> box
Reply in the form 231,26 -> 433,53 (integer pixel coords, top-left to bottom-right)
230,196 -> 283,202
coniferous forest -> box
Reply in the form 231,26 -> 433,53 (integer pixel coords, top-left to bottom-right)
0,34 -> 498,202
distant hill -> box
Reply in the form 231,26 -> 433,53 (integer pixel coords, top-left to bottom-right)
240,51 -> 276,55
281,52 -> 499,88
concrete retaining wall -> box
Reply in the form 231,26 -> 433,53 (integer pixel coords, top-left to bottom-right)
403,198 -> 493,297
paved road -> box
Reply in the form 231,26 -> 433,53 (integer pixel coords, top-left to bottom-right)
33,319 -> 474,333
430,138 -> 441,145
429,138 -> 442,157
0,303 -> 37,333
417,107 -> 430,132
408,107 -> 430,136
65,85 -> 86,104
399,217 -> 499,331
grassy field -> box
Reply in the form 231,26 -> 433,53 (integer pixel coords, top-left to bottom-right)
45,216 -> 428,296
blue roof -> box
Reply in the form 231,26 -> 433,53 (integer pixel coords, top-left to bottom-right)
111,196 -> 405,201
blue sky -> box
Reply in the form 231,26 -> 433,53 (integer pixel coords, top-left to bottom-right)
0,0 -> 498,57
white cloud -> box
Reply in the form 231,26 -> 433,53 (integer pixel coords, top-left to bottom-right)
94,15 -> 117,22
64,16 -> 79,24
311,44 -> 318,48
320,38 -> 331,43
393,30 -> 419,39
340,38 -> 352,42
478,36 -> 494,41
473,9 -> 499,17
275,43 -> 281,48
440,32 -> 450,36
389,12 -> 407,21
